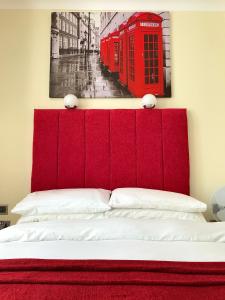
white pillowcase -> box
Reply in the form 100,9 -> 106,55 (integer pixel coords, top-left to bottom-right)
109,188 -> 207,213
12,188 -> 111,216
17,209 -> 206,224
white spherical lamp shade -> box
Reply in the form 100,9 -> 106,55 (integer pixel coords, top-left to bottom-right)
141,94 -> 157,109
64,94 -> 79,109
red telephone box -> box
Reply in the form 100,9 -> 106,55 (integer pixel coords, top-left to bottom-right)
100,38 -> 104,63
126,12 -> 164,97
118,21 -> 128,86
104,35 -> 110,67
107,30 -> 119,73
100,37 -> 108,67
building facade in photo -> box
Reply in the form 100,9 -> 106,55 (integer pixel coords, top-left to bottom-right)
51,12 -> 100,59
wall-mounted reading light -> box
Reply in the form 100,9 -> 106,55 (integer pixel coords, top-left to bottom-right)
141,94 -> 157,109
64,94 -> 79,109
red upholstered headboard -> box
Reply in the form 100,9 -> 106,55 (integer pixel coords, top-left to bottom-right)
31,109 -> 189,195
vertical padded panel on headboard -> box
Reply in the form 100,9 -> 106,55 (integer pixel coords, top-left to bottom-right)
57,110 -> 85,189
31,110 -> 59,192
136,110 -> 163,189
85,110 -> 110,188
110,110 -> 137,189
162,110 -> 189,195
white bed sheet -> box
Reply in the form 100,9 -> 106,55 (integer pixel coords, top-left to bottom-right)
1,240 -> 225,262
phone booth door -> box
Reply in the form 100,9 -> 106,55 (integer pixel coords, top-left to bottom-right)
112,38 -> 119,72
100,39 -> 104,63
103,39 -> 107,66
119,23 -> 128,86
105,37 -> 110,67
142,31 -> 164,96
108,32 -> 119,73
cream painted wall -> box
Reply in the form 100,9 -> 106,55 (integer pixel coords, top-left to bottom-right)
0,10 -> 225,223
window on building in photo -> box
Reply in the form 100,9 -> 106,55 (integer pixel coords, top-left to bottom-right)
63,37 -> 68,49
69,38 -> 73,48
62,20 -> 65,31
59,35 -> 63,49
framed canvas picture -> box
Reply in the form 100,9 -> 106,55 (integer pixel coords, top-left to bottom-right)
50,12 -> 171,98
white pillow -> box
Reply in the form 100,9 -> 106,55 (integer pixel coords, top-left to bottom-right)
109,188 -> 207,213
17,209 -> 206,224
12,188 -> 111,216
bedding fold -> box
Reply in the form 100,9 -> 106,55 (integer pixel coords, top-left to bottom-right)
1,218 -> 225,243
1,259 -> 225,286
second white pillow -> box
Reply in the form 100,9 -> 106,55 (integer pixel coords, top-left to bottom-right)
109,188 -> 207,213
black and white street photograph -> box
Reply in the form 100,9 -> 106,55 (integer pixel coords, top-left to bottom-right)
50,12 -> 171,98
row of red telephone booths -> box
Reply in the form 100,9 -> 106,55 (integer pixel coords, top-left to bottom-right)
100,12 -> 164,97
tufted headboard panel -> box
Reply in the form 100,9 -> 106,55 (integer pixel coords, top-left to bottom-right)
31,109 -> 189,195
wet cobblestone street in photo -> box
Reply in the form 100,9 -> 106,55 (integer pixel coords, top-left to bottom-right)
50,53 -> 132,98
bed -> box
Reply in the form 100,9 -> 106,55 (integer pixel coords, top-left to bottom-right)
1,108 -> 225,300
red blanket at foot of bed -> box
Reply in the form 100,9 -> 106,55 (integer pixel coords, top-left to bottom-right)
1,259 -> 225,300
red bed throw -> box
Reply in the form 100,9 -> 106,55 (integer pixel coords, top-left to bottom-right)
1,259 -> 225,300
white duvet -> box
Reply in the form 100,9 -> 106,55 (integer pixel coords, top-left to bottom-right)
0,218 -> 224,243
1,218 -> 225,261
